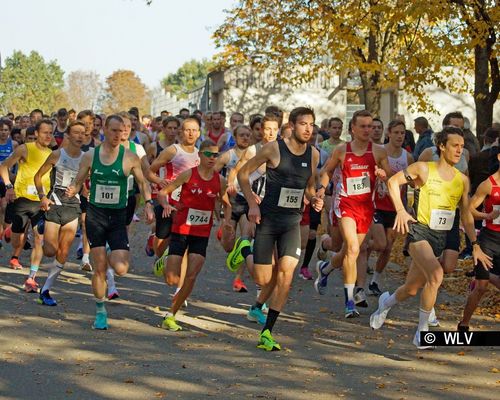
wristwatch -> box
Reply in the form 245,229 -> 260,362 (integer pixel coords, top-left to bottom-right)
145,199 -> 154,206
471,240 -> 479,246
5,183 -> 13,190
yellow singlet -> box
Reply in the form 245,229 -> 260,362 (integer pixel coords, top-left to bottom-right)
416,162 -> 463,231
14,142 -> 52,201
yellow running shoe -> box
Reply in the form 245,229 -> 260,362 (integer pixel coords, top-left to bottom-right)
161,315 -> 182,331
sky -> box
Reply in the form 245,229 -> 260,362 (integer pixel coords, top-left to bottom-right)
1,0 -> 235,88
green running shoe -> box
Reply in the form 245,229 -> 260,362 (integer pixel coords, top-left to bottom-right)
226,238 -> 250,272
153,247 -> 169,277
161,315 -> 182,331
257,329 -> 281,351
93,309 -> 108,330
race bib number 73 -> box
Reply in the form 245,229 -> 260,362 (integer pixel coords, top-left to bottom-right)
429,209 -> 455,231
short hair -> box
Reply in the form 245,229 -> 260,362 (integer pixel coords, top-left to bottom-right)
328,117 -> 343,127
105,114 -> 124,127
442,111 -> 464,127
160,110 -> 169,115
0,119 -> 12,131
193,110 -> 202,117
26,126 -> 37,136
68,109 -> 76,115
231,112 -> 244,119
387,119 -> 405,132
261,114 -> 280,128
212,111 -> 223,119
351,110 -> 372,125
128,107 -> 139,118
142,114 -> 152,120
57,108 -> 68,118
117,111 -> 132,121
67,120 -> 86,133
199,139 -> 216,150
162,116 -> 180,128
414,116 -> 429,129
181,117 -> 201,129
35,118 -> 54,131
483,127 -> 499,144
435,126 -> 464,155
233,124 -> 251,136
94,114 -> 103,123
77,110 -> 95,120
30,109 -> 43,117
289,107 -> 315,124
14,116 -> 21,123
372,117 -> 384,128
265,105 -> 282,118
179,108 -> 189,114
188,114 -> 202,127
250,115 -> 263,129
11,127 -> 22,137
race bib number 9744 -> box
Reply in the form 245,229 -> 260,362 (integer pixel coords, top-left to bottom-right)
429,209 -> 455,231
278,188 -> 304,208
186,208 -> 211,226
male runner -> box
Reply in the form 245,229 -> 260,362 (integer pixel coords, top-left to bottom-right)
0,119 -> 53,291
238,107 -> 323,351
370,126 -> 491,348
66,115 -> 154,329
34,121 -> 85,305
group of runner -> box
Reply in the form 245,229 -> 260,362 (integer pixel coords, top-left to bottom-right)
0,106 -> 498,351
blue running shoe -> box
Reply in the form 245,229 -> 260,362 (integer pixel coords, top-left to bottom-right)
36,218 -> 45,235
314,261 -> 329,295
93,306 -> 108,330
345,300 -> 360,318
76,247 -> 83,260
37,290 -> 57,306
247,306 -> 266,325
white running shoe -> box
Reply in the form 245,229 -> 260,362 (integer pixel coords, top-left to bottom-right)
370,291 -> 391,330
428,307 -> 440,327
413,329 -> 435,350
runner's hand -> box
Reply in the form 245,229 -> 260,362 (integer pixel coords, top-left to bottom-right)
162,204 -> 176,218
487,209 -> 500,220
472,245 -> 493,270
252,192 -> 261,205
40,196 -> 54,211
5,188 -> 16,203
248,204 -> 261,224
158,180 -> 169,189
311,195 -> 324,212
144,203 -> 154,224
66,185 -> 77,198
227,184 -> 237,197
393,209 -> 416,235
375,166 -> 387,180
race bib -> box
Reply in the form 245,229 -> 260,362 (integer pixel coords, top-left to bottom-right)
429,209 -> 455,230
493,205 -> 500,225
95,184 -> 120,205
127,175 -> 134,192
346,175 -> 370,196
171,185 -> 182,202
278,188 -> 304,208
186,208 -> 211,226
27,185 -> 38,196
61,170 -> 77,188
159,167 -> 166,180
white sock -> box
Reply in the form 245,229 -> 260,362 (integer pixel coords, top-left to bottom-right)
383,292 -> 398,309
106,268 -> 116,293
174,287 -> 181,295
42,260 -> 64,293
418,308 -> 431,332
371,271 -> 381,285
78,238 -> 83,250
81,253 -> 90,264
344,283 -> 355,302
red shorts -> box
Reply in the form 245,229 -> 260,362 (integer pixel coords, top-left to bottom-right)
300,204 -> 311,226
339,200 -> 374,234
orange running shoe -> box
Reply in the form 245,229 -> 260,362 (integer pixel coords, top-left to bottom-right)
232,278 -> 248,293
9,258 -> 23,270
24,278 -> 38,293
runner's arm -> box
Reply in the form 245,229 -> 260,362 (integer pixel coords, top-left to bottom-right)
218,175 -> 232,222
318,145 -> 342,195
66,151 -> 92,197
157,169 -> 192,209
418,147 -> 433,162
0,144 -> 26,185
468,179 -> 497,220
217,133 -> 228,150
148,145 -> 176,184
214,151 -> 229,173
34,151 -> 59,197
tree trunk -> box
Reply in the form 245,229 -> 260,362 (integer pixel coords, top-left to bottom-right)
360,71 -> 381,116
474,44 -> 494,146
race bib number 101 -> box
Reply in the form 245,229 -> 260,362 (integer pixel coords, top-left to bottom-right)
95,184 -> 120,205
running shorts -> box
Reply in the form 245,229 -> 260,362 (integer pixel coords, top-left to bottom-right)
169,233 -> 209,257
154,204 -> 173,239
11,198 -> 44,234
373,209 -> 396,230
45,204 -> 81,226
230,194 -> 249,222
86,203 -> 129,251
339,199 -> 374,234
474,228 -> 500,280
407,222 -> 447,258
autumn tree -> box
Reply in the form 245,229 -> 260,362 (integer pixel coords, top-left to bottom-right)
214,1 -> 474,115
0,50 -> 65,114
161,59 -> 213,98
103,70 -> 150,114
65,70 -> 102,112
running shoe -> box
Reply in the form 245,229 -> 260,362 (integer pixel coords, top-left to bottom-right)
93,309 -> 108,330
428,308 -> 440,327
153,248 -> 169,277
257,329 -> 281,351
316,235 -> 330,261
314,261 -> 329,295
36,218 -> 45,235
81,261 -> 93,272
9,258 -> 23,270
232,278 -> 248,292
458,250 -> 473,261
76,247 -> 83,260
354,288 -> 368,308
366,266 -> 374,274
75,228 -> 81,238
161,315 -> 182,331
132,213 -> 140,222
457,322 -> 469,332
370,291 -> 391,329
173,288 -> 188,308
24,278 -> 38,293
413,330 -> 435,350
23,241 -> 32,250
38,290 -> 57,306
145,234 -> 155,257
247,306 -> 266,325
226,238 -> 250,272
107,290 -> 120,300
368,282 -> 383,296
3,227 -> 11,243
299,266 -> 313,280
344,300 -> 360,318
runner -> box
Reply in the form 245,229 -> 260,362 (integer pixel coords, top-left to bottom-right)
0,119 -> 53,291
53,108 -> 68,148
369,126 -> 491,348
157,139 -> 229,331
458,148 -> 500,331
34,121 -> 85,305
368,120 -> 414,296
371,118 -> 384,144
315,110 -> 390,318
66,114 -> 154,329
237,107 -> 323,351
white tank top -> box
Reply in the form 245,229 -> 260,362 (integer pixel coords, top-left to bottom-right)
165,144 -> 200,203
51,148 -> 83,205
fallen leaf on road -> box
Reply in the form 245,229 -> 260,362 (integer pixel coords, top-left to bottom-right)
377,383 -> 386,389
457,351 -> 465,356
490,368 -> 499,373
124,379 -> 134,383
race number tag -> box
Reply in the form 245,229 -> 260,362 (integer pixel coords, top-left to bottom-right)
186,208 -> 211,226
346,175 -> 370,196
61,170 -> 77,188
171,185 -> 182,202
278,188 -> 304,208
95,184 -> 120,205
429,209 -> 455,231
493,205 -> 500,225
27,185 -> 38,196
127,175 -> 134,192
159,167 -> 166,180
